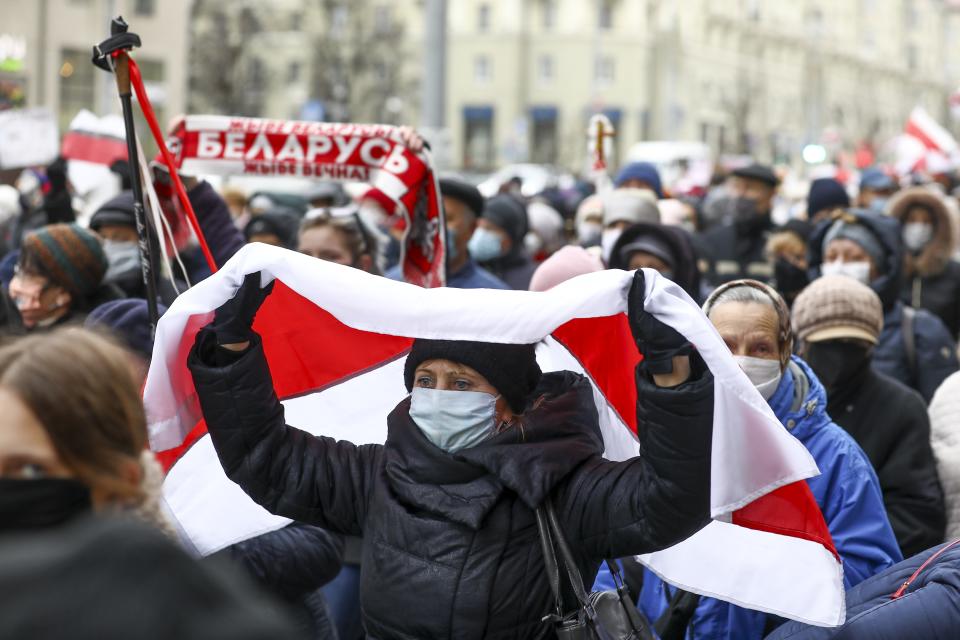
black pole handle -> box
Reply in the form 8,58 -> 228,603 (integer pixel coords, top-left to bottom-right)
92,16 -> 141,71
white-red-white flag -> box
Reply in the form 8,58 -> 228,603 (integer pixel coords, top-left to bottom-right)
145,244 -> 845,627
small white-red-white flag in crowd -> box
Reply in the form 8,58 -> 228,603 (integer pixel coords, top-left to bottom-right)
145,244 -> 845,627
896,106 -> 960,175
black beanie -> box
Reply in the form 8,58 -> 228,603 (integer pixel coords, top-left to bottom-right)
403,339 -> 542,412
481,195 -> 528,245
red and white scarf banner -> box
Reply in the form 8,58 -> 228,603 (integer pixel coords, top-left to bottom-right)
163,116 -> 445,287
145,244 -> 844,627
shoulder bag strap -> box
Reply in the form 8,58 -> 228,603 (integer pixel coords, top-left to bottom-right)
535,504 -> 566,621
544,498 -> 595,611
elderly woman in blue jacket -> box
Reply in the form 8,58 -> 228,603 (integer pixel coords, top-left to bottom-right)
595,279 -> 901,640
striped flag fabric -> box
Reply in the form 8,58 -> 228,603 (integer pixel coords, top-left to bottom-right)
145,243 -> 845,627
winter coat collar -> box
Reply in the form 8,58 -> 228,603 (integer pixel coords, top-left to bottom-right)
382,371 -> 602,529
768,356 -> 828,438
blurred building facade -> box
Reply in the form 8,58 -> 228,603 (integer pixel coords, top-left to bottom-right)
1,0 -> 190,132
188,0 -> 420,127
442,0 -> 960,172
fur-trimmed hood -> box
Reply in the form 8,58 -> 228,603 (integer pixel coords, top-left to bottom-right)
888,187 -> 956,278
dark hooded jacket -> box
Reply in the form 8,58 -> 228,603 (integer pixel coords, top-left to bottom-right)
821,347 -> 946,558
477,195 -> 538,290
609,222 -> 703,303
808,211 -> 959,403
889,188 -> 960,338
187,329 -> 714,639
766,539 -> 960,640
698,210 -> 775,288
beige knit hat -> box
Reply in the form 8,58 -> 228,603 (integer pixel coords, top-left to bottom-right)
792,275 -> 883,345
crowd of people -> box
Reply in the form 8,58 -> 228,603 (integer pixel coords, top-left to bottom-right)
2,128 -> 960,639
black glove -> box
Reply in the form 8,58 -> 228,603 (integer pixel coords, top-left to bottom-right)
210,272 -> 274,344
627,270 -> 692,375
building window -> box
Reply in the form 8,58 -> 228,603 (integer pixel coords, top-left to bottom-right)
543,0 -> 557,29
595,56 -> 615,85
530,107 -> 559,164
537,55 -> 554,84
374,5 -> 393,34
135,0 -> 155,16
331,6 -> 349,32
474,55 -> 492,83
903,1 -> 918,29
464,106 -> 495,170
478,3 -> 491,32
288,61 -> 302,83
58,48 -> 95,132
598,1 -> 613,30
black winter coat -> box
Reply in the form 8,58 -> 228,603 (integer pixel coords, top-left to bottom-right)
698,214 -> 774,289
826,362 -> 946,558
229,523 -> 343,640
230,523 -> 344,601
902,259 -> 960,340
188,330 -> 714,639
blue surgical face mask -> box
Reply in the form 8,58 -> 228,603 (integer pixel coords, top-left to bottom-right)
468,228 -> 504,262
409,387 -> 498,453
445,227 -> 458,261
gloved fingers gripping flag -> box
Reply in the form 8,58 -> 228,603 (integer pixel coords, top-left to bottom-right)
145,243 -> 845,627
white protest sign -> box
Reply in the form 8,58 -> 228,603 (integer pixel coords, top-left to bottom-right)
0,108 -> 58,169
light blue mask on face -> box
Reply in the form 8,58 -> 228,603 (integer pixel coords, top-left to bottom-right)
409,387 -> 498,453
468,228 -> 504,262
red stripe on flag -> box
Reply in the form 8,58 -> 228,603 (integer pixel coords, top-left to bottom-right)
904,120 -> 942,152
552,314 -> 642,433
156,282 -> 412,469
553,314 -> 839,561
733,481 -> 840,562
61,131 -> 128,164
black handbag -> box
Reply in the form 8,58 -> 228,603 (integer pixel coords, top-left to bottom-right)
535,497 -> 655,640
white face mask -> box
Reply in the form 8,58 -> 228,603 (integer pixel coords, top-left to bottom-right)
902,223 -> 934,252
600,228 -> 622,264
103,240 -> 141,282
409,388 -> 498,453
821,260 -> 871,285
734,355 -> 783,401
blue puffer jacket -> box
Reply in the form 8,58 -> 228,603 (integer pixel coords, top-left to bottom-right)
766,539 -> 960,639
594,357 -> 901,639
808,210 -> 958,403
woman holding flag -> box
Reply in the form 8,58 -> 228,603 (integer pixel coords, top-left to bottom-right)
186,269 -> 714,638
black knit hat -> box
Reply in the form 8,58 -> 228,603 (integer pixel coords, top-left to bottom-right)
90,191 -> 136,231
403,339 -> 542,412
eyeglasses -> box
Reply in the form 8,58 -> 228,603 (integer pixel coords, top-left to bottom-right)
9,269 -> 61,308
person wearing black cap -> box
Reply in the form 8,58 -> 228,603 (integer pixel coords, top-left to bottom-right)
699,163 -> 779,288
469,194 -> 537,290
386,178 -> 508,289
186,270 -> 715,638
